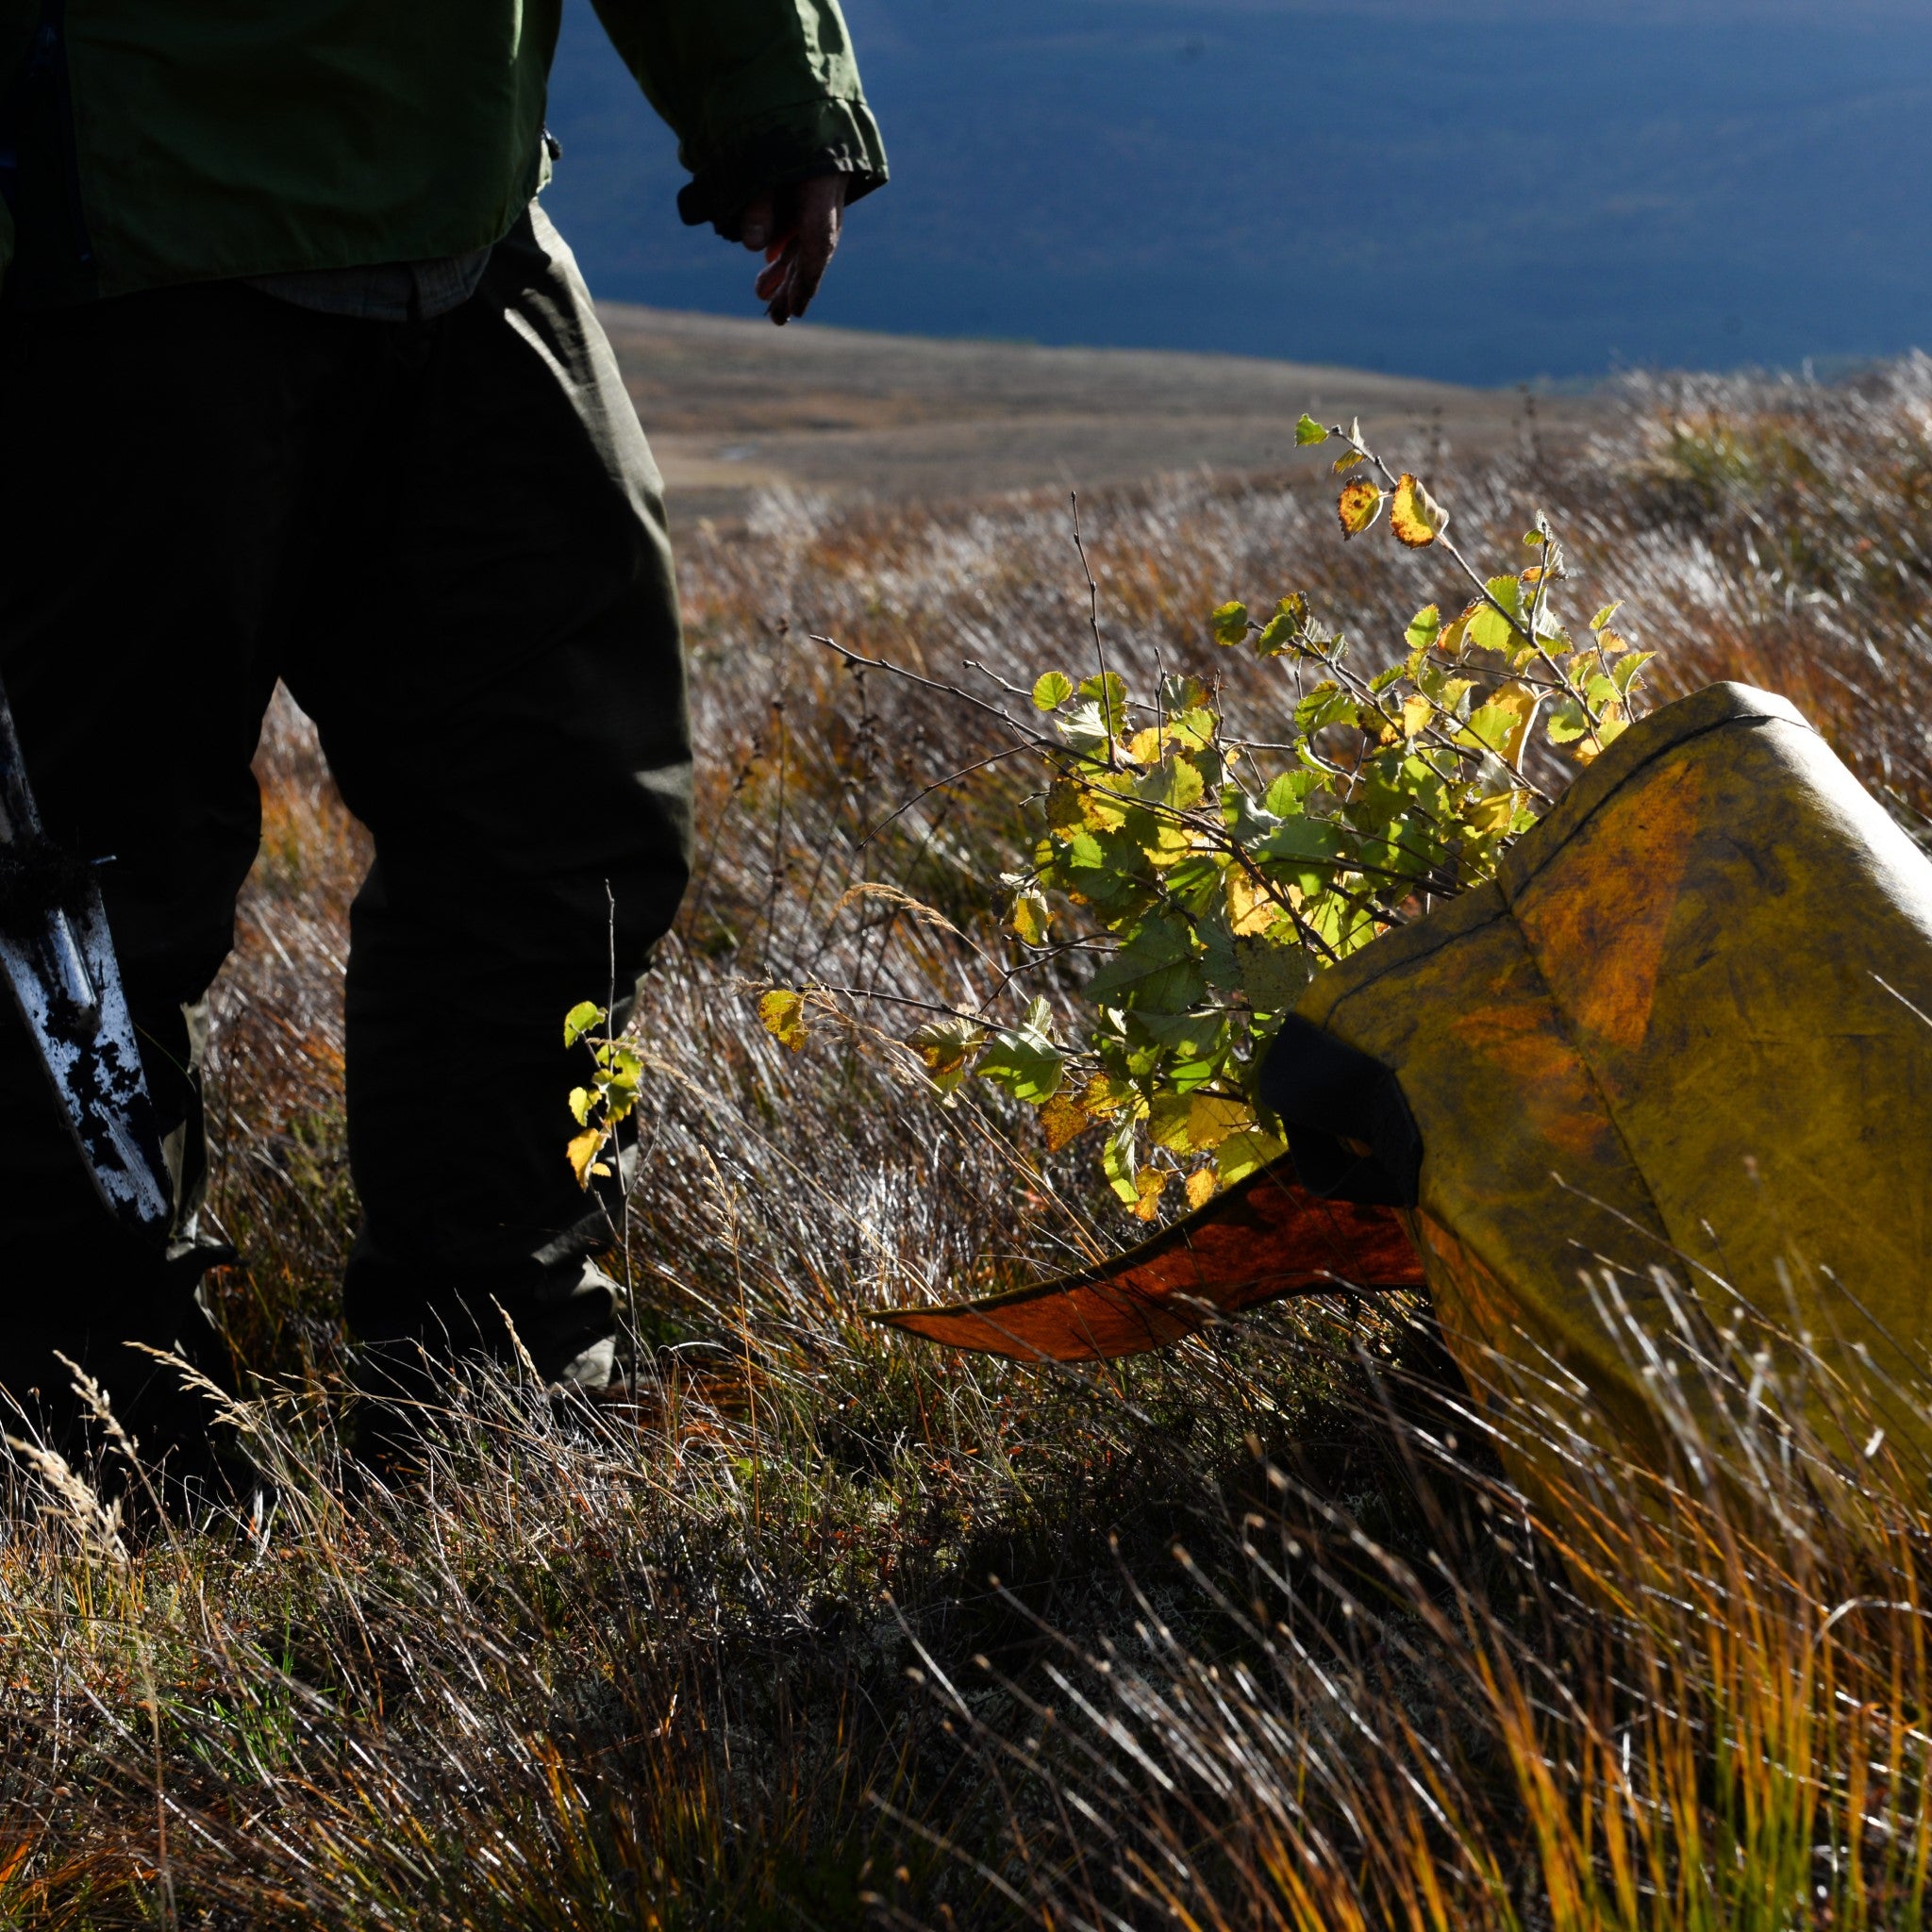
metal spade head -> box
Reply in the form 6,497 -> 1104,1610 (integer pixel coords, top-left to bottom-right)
0,684 -> 171,1240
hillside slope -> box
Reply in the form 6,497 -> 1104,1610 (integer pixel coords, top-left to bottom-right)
602,304 -> 1599,522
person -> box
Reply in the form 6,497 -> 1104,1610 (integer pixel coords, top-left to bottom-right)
0,2 -> 886,1474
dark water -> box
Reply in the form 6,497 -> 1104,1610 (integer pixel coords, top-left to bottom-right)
542,0 -> 1932,385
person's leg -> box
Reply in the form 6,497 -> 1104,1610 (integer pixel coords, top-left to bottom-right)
283,207 -> 692,1388
0,286 -> 381,1458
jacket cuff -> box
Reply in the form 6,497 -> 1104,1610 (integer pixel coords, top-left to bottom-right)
677,96 -> 888,238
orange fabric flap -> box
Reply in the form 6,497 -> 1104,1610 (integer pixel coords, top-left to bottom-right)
874,1159 -> 1424,1362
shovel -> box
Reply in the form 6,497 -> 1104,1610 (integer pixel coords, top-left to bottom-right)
0,678 -> 170,1237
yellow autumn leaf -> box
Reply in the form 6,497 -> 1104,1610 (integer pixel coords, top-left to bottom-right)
1185,1168 -> 1218,1211
1141,819 -> 1197,869
1461,680 -> 1540,767
1574,704 -> 1630,766
1400,692 -> 1432,739
1077,1070 -> 1139,1117
1131,1165 -> 1171,1222
1466,788 -> 1526,836
1227,866 -> 1292,937
1186,1094 -> 1254,1151
1390,474 -> 1448,548
566,1127 -> 607,1189
1338,479 -> 1384,538
1216,1127 -> 1286,1188
911,1016 -> 984,1095
1008,887 -> 1051,946
1148,1091 -> 1195,1151
1080,773 -> 1133,832
1039,1091 -> 1091,1153
1439,603 -> 1478,655
758,989 -> 809,1052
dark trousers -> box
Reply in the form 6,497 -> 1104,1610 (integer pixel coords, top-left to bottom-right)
0,208 -> 692,1417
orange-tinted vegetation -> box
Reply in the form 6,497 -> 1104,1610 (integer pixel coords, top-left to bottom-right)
6,361 -> 1932,1927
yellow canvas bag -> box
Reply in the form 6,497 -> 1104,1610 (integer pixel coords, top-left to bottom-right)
1269,680 -> 1932,1470
888,682 -> 1932,1480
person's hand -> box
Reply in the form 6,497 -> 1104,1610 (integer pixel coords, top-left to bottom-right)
737,175 -> 847,325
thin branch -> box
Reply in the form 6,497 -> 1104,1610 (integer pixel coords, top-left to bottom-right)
1070,493 -> 1120,767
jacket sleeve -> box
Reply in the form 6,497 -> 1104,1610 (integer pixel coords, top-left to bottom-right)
588,0 -> 887,237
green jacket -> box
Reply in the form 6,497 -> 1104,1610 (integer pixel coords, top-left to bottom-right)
0,0 -> 887,306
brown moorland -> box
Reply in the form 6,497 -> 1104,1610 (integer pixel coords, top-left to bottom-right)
3,329 -> 1931,1928
601,305 -> 1602,523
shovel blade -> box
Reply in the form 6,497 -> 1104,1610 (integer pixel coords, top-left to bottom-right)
0,875 -> 172,1239
0,676 -> 172,1241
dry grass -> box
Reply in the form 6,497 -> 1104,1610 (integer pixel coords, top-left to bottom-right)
7,358 -> 1932,1927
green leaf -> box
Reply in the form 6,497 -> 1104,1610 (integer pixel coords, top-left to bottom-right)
1165,706 -> 1218,753
1257,816 -> 1345,870
1083,916 -> 1207,1013
1264,770 -> 1320,817
1256,592 -> 1311,657
1224,786 -> 1280,844
1216,1126 -> 1287,1188
977,996 -> 1065,1106
1590,601 -> 1623,633
567,1086 -> 593,1127
1209,602 -> 1251,648
1293,681 -> 1357,734
563,1001 -> 606,1049
1405,604 -> 1442,655
1466,603 -> 1520,657
1101,1116 -> 1141,1204
1457,683 -> 1538,766
1130,1006 -> 1225,1062
1544,696 -> 1590,745
1234,936 -> 1314,1013
1032,671 -> 1074,711
1077,671 -> 1129,734
1141,753 -> 1206,814
1295,413 -> 1329,447
1486,575 -> 1525,621
1419,667 -> 1474,711
1056,827 -> 1108,873
1610,649 -> 1655,692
